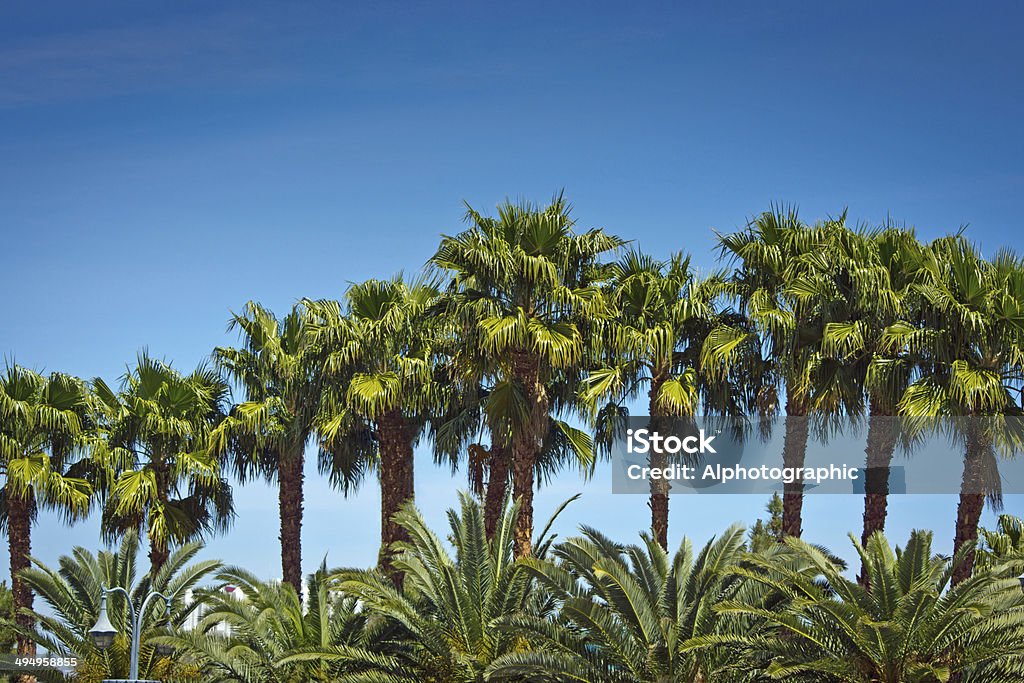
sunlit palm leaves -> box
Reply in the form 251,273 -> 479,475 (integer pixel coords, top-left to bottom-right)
714,530 -> 1024,682
94,353 -> 233,573
8,532 -> 219,683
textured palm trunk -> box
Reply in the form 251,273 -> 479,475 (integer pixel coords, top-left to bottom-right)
781,395 -> 809,539
648,370 -> 669,550
378,410 -> 415,584
484,443 -> 509,541
149,458 -> 171,575
952,421 -> 988,586
859,402 -> 898,585
278,444 -> 305,594
511,352 -> 547,558
8,490 -> 37,669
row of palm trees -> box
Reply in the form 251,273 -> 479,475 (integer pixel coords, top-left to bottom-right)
3,195 -> 1024,659
11,497 -> 1024,682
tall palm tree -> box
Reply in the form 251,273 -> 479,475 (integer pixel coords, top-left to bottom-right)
718,530 -> 1024,681
212,301 -> 326,594
11,532 -> 220,683
883,238 -> 1024,583
581,250 -> 742,548
94,353 -> 234,574
0,366 -> 95,662
307,275 -> 443,580
709,206 -> 834,539
430,193 -> 624,556
495,524 -> 752,682
810,224 -> 920,579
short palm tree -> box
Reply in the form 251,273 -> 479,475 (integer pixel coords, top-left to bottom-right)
717,530 -> 1024,681
495,524 -> 751,682
330,491 -> 564,683
212,301 -> 326,593
163,563 -> 382,683
0,366 -> 95,660
94,353 -> 234,574
8,532 -> 220,683
430,193 -> 624,556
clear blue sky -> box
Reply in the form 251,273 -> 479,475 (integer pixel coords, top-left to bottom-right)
2,2 -> 1023,578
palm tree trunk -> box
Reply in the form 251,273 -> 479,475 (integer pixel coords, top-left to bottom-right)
378,410 -> 415,584
511,352 -> 547,558
278,445 -> 305,594
648,370 -> 669,550
7,490 -> 36,667
484,443 -> 509,541
781,395 -> 809,539
859,402 -> 899,584
952,421 -> 988,586
149,459 -> 171,575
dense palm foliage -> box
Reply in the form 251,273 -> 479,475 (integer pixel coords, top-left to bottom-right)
0,366 -> 95,659
94,353 -> 234,573
328,492 -> 563,682
9,532 -> 219,683
717,530 -> 1024,681
497,524 -> 755,682
6,197 -> 1024,681
163,564 -> 381,683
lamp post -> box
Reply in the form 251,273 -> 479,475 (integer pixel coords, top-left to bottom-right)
88,586 -> 173,682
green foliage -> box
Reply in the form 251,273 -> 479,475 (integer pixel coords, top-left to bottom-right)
0,582 -> 14,654
0,365 -> 96,527
94,353 -> 234,563
748,492 -> 784,552
716,530 -> 1024,682
328,491 -> 556,683
5,532 -> 220,683
162,563 -> 382,683
495,524 -> 756,682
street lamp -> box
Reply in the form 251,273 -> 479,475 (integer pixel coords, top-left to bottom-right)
88,586 -> 173,682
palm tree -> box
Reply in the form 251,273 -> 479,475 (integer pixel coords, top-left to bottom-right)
212,301 -> 326,594
9,532 -> 220,683
718,530 -> 1024,681
0,366 -> 95,662
94,353 -> 234,574
307,275 -> 443,580
807,223 -> 921,581
495,524 -> 751,682
842,226 -> 921,549
330,491 -> 565,683
163,563 -> 381,683
977,514 -> 1024,572
712,208 -> 870,539
430,193 -> 624,556
710,207 -> 814,538
581,249 -> 742,548
882,238 -> 1024,583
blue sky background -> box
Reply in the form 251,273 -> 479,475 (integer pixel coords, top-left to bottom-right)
2,1 -> 1023,578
